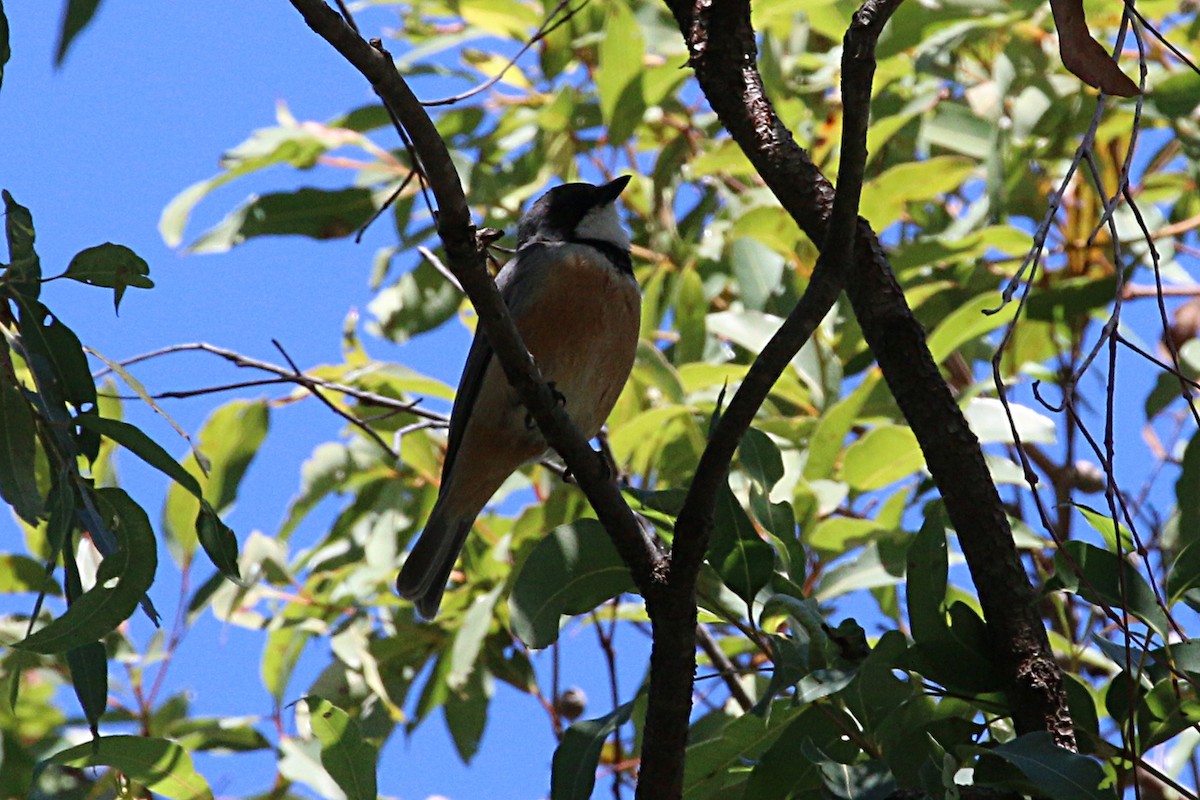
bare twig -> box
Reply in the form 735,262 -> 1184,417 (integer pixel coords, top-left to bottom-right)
695,623 -> 753,712
421,0 -> 587,107
271,338 -> 398,460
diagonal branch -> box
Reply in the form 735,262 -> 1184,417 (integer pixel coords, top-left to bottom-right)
663,0 -> 1073,759
636,1 -> 903,796
285,0 -> 666,597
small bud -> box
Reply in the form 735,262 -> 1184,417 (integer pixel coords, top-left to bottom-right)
555,688 -> 587,722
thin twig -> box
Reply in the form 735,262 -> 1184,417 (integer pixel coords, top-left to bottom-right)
272,339 -> 398,461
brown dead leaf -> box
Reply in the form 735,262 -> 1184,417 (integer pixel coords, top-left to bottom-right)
1049,0 -> 1141,97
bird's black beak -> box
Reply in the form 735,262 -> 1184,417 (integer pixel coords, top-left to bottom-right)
596,175 -> 632,204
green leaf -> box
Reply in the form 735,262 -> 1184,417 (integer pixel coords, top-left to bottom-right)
0,353 -> 43,523
925,290 -> 1019,363
444,666 -> 490,763
906,510 -> 948,642
1175,433 -> 1200,549
985,732 -> 1115,800
14,488 -> 157,653
709,486 -> 775,608
3,190 -> 41,300
673,266 -> 707,364
509,519 -> 634,649
195,507 -> 241,581
804,374 -> 877,480
963,397 -> 1056,445
41,735 -> 213,800
684,704 -> 803,800
745,706 -> 863,799
1073,502 -> 1133,552
596,2 -> 644,144
551,700 -> 635,800
163,399 -> 267,563
66,641 -> 108,737
368,257 -> 462,343
0,0 -> 9,92
739,427 -> 785,491
1153,71 -> 1200,118
1048,541 -> 1168,638
448,586 -> 501,691
63,243 -> 154,313
842,425 -> 925,490
54,0 -> 103,65
75,413 -> 241,579
166,718 -> 270,753
261,618 -> 311,703
188,187 -> 378,254
730,238 -> 786,312
76,414 -> 202,497
16,298 -> 97,417
0,554 -> 60,594
303,697 -> 379,800
860,156 -> 977,228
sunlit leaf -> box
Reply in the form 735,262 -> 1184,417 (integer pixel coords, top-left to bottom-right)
41,735 -> 213,800
303,697 -> 378,800
510,519 -> 634,649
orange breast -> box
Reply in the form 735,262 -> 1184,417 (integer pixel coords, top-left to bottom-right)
516,250 -> 640,438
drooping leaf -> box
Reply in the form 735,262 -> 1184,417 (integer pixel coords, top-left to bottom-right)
14,487 -> 157,653
63,243 -> 154,313
303,697 -> 378,800
985,732 -> 1115,800
54,0 -> 103,66
510,519 -> 634,649
163,399 -> 267,563
551,700 -> 635,800
16,298 -> 97,417
448,586 -> 501,691
0,350 -> 43,523
595,1 -> 644,144
709,486 -> 774,608
3,190 -> 41,300
40,735 -> 213,800
66,641 -> 108,738
739,427 -> 785,492
444,666 -> 490,763
906,510 -> 948,643
1048,540 -> 1169,638
0,0 -> 9,92
188,187 -> 378,253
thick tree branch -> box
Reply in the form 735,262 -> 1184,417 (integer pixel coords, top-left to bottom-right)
663,0 -> 1073,755
636,2 -> 902,797
285,0 -> 666,595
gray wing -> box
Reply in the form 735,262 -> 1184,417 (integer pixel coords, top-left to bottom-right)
438,246 -> 549,488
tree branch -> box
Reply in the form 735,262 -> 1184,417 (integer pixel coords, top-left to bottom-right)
663,0 -> 1074,757
636,1 -> 902,796
285,0 -> 666,597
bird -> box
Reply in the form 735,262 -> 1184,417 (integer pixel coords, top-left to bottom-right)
397,175 -> 640,619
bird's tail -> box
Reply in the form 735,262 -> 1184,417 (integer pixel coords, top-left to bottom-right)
396,504 -> 474,619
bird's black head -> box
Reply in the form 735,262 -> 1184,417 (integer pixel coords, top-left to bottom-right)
517,175 -> 631,249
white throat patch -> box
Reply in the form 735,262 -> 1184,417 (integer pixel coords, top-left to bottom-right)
574,203 -> 630,250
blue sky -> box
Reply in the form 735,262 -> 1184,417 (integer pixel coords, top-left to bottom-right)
0,3 -> 655,798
